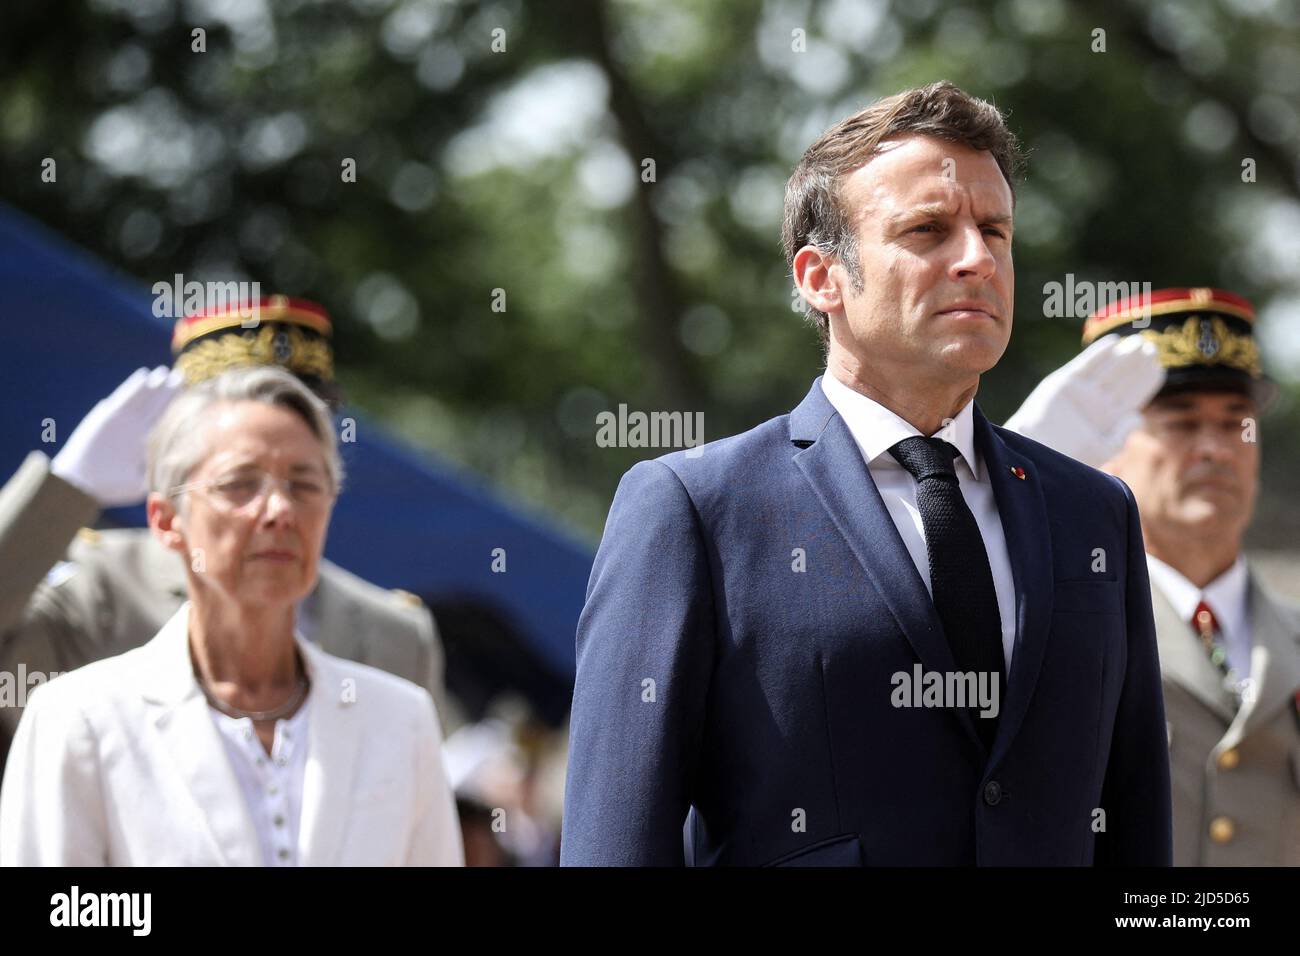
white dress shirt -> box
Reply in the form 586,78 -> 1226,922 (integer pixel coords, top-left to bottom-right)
1146,554 -> 1253,679
821,373 -> 1017,672
210,698 -> 311,867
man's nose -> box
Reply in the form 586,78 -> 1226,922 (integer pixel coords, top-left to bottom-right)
949,225 -> 997,281
1193,424 -> 1238,463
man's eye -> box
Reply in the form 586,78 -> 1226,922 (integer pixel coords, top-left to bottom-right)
982,227 -> 1006,239
911,224 -> 939,234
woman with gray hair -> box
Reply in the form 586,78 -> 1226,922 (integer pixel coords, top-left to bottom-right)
0,366 -> 464,866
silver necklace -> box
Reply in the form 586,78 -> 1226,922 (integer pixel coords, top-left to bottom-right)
199,669 -> 310,722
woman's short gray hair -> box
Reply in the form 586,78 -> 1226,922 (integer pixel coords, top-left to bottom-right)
147,365 -> 344,499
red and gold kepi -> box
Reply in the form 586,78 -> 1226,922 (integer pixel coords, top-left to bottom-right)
171,295 -> 341,408
1081,286 -> 1274,407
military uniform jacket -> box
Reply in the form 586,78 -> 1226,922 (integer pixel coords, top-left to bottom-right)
1154,569 -> 1300,865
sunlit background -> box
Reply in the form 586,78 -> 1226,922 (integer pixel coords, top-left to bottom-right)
4,0 -> 1297,544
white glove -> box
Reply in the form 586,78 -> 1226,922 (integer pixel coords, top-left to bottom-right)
1003,334 -> 1165,468
50,366 -> 186,507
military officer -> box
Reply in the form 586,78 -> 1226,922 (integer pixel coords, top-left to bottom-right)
0,296 -> 450,770
1007,287 -> 1299,865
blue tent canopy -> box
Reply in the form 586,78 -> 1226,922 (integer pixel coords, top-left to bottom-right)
0,203 -> 590,678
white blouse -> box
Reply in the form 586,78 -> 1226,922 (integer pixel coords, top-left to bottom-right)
209,698 -> 312,867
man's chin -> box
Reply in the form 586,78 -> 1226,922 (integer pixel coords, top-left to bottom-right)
936,339 -> 1007,377
1171,500 -> 1251,535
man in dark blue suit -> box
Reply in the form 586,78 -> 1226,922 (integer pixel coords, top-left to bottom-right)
561,82 -> 1172,866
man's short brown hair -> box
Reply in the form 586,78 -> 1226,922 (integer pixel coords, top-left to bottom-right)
782,81 -> 1025,343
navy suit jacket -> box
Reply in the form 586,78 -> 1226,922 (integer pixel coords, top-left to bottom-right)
561,378 -> 1172,866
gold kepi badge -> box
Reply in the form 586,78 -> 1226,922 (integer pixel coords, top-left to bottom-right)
1080,286 -> 1274,407
170,295 -> 342,408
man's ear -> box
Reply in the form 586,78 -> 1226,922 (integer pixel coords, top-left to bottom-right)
146,492 -> 187,554
793,245 -> 844,317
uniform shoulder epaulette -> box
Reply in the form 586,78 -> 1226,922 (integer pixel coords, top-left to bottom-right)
390,588 -> 424,609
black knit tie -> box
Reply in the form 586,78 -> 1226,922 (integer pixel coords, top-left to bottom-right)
889,436 -> 1004,753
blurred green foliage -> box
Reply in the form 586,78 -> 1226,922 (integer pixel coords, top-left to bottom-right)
3,0 -> 1297,546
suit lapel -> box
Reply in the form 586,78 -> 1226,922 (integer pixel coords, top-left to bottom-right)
296,643 -> 364,866
138,605 -> 262,866
1228,574 -> 1300,744
789,379 -> 982,751
1150,582 -> 1237,722
974,412 -> 1055,766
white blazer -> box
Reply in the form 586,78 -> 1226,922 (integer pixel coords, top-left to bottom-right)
0,604 -> 464,866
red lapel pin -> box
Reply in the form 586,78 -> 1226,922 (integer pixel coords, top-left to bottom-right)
1010,466 -> 1026,480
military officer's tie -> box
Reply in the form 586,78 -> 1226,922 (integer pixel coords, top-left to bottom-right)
1192,600 -> 1243,707
890,436 -> 1004,754
1192,601 -> 1228,674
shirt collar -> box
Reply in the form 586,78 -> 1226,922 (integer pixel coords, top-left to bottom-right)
820,371 -> 982,480
211,695 -> 311,761
1203,557 -> 1250,621
1146,553 -> 1250,644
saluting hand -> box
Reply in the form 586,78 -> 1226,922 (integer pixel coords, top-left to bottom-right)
51,365 -> 186,507
1003,334 -> 1165,467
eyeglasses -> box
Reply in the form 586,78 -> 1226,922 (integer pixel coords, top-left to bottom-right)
170,470 -> 334,514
